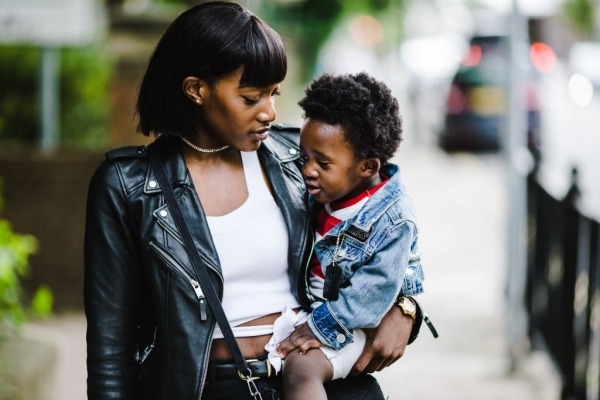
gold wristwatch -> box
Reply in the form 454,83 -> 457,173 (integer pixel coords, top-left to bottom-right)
397,296 -> 417,321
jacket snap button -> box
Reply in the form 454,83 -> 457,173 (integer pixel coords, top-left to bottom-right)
148,180 -> 157,188
288,148 -> 298,155
159,210 -> 168,218
336,333 -> 346,343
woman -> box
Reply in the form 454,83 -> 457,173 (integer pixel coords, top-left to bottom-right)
84,2 -> 419,399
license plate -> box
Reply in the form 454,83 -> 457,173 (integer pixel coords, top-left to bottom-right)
468,87 -> 505,115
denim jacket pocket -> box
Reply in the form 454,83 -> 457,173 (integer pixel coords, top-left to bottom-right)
328,238 -> 371,282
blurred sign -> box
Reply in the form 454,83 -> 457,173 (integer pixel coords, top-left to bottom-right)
479,0 -> 562,16
0,0 -> 105,46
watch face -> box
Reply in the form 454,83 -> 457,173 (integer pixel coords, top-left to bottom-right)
402,298 -> 416,313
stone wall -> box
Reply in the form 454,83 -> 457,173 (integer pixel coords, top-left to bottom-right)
0,152 -> 104,312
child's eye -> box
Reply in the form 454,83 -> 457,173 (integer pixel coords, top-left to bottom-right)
298,154 -> 308,164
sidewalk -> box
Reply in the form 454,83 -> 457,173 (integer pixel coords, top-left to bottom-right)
375,143 -> 561,399
25,143 -> 561,400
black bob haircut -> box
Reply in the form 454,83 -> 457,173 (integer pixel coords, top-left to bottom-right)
298,72 -> 403,164
136,1 -> 287,138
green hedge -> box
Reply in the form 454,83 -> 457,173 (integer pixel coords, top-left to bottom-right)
0,45 -> 113,151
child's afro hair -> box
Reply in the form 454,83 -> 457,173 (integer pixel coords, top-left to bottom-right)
298,72 -> 403,163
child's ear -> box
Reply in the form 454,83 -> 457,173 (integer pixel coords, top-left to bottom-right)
182,76 -> 206,105
361,158 -> 381,176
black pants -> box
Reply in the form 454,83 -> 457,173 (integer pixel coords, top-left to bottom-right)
201,370 -> 385,400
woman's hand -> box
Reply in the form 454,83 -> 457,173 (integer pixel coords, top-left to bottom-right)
351,305 -> 413,375
276,322 -> 322,357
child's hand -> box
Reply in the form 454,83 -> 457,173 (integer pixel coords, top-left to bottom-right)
276,322 -> 322,357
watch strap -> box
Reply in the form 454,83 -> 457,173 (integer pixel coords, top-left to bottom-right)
402,296 -> 439,344
407,298 -> 423,345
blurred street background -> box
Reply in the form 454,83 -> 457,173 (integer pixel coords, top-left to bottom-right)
1,0 -> 600,399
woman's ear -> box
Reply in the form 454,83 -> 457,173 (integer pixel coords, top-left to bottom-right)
182,77 -> 205,105
361,158 -> 381,177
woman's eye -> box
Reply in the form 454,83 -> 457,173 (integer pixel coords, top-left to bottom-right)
272,91 -> 281,98
242,96 -> 259,105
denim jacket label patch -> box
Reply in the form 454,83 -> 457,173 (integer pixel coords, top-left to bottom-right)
345,225 -> 370,242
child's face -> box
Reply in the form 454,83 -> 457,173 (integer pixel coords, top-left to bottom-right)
299,119 -> 373,204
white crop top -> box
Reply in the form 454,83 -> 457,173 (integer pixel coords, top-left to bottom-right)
206,151 -> 300,339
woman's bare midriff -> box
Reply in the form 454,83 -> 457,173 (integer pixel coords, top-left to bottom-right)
209,308 -> 300,360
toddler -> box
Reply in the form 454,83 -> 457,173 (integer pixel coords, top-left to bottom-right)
270,72 -> 426,400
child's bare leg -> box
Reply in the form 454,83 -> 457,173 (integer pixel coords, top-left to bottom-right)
282,348 -> 333,400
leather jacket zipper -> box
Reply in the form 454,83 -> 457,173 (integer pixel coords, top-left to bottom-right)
303,226 -> 317,304
149,240 -> 207,320
139,327 -> 157,365
149,240 -> 215,400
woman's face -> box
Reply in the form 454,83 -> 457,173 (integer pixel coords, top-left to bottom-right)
197,68 -> 281,152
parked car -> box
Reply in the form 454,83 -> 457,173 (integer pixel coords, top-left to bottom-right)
439,34 -> 545,152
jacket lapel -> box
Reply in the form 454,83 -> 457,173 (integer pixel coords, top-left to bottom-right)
148,136 -> 223,277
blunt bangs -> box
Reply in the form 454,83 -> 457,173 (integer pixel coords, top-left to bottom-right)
238,16 -> 287,87
207,14 -> 287,87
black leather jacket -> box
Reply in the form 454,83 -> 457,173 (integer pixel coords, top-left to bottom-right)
84,126 -> 313,399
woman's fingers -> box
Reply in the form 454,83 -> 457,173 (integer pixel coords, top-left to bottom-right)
351,306 -> 412,375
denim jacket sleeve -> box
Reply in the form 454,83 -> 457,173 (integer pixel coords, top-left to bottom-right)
400,253 -> 425,296
307,219 -> 420,350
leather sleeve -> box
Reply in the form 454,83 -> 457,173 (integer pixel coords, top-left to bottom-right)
270,123 -> 300,146
84,158 -> 143,399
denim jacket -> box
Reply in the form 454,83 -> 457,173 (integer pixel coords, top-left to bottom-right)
306,162 -> 424,350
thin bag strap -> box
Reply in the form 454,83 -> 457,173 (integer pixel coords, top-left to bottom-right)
149,150 -> 261,397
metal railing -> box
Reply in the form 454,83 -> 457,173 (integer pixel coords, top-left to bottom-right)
526,162 -> 600,400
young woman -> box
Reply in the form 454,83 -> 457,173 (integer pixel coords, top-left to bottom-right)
84,2 -> 420,399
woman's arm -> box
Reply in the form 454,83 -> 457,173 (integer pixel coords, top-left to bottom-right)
84,160 -> 143,399
351,302 -> 420,374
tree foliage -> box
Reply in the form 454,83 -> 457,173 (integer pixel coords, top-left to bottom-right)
0,180 -> 51,339
0,45 -> 112,150
266,0 -> 396,82
563,0 -> 595,35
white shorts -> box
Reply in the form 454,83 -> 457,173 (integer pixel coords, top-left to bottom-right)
319,328 -> 367,380
265,308 -> 367,379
